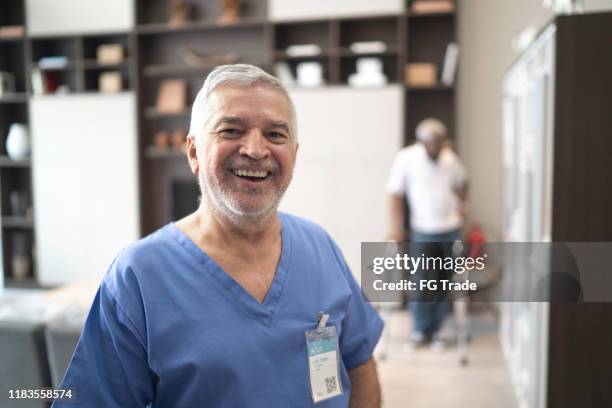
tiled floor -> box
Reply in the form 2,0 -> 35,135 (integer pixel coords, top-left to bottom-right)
374,306 -> 517,408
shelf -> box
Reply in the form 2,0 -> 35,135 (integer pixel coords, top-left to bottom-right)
31,61 -> 77,71
0,93 -> 28,103
0,35 -> 25,43
337,46 -> 399,57
31,59 -> 130,71
3,277 -> 44,289
274,50 -> 331,60
2,216 -> 33,228
136,19 -> 265,35
82,59 -> 131,70
142,64 -> 214,77
408,11 -> 455,18
144,107 -> 190,119
274,46 -> 399,60
0,156 -> 31,167
407,9 -> 455,18
405,84 -> 454,92
145,146 -> 187,159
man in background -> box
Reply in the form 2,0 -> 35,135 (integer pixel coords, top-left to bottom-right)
386,118 -> 468,349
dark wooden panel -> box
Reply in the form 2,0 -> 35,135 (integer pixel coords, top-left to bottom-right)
547,12 -> 612,408
548,303 -> 612,407
551,13 -> 612,241
405,91 -> 455,145
0,43 -> 27,92
407,14 -> 454,66
0,0 -> 25,27
339,16 -> 398,47
274,21 -> 330,50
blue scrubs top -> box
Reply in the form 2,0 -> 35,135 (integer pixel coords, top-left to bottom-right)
53,213 -> 384,407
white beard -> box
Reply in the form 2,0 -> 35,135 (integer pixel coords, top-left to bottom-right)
198,167 -> 284,225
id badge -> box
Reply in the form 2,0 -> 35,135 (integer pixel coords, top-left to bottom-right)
305,314 -> 343,403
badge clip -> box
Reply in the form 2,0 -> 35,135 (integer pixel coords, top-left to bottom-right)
317,311 -> 330,329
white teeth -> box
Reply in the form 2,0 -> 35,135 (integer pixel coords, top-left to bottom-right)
232,169 -> 268,178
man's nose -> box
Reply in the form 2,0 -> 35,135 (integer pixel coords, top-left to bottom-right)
239,129 -> 270,160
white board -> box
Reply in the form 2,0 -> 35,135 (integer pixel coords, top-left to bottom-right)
30,93 -> 139,285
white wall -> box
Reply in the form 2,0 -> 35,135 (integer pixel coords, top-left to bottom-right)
30,94 -> 139,285
280,86 -> 403,277
26,0 -> 133,36
457,0 -> 612,237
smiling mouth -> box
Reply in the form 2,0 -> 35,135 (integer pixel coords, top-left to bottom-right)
231,169 -> 270,182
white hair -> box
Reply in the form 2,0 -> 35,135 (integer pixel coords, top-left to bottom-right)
415,118 -> 448,143
188,64 -> 297,139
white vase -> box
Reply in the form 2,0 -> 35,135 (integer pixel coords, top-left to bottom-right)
6,123 -> 30,160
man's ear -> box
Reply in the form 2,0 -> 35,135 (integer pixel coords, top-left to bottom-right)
186,135 -> 199,176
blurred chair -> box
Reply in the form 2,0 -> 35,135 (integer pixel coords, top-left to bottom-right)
0,320 -> 51,408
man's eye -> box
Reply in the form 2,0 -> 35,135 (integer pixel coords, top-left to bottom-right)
220,128 -> 241,137
268,132 -> 287,141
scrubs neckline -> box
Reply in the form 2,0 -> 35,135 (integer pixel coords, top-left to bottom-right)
165,212 -> 293,328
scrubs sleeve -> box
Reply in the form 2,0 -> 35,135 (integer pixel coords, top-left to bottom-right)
52,281 -> 154,407
328,237 -> 384,370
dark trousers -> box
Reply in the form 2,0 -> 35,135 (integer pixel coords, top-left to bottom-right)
409,228 -> 461,336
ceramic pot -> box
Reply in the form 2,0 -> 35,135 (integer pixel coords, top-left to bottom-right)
6,123 -> 30,160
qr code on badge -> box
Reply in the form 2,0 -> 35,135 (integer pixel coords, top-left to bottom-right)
325,376 -> 337,393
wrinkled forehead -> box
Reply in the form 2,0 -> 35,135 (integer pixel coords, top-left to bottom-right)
207,84 -> 293,123
206,83 -> 296,133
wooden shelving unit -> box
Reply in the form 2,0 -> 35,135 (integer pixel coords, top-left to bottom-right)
1,0 -> 458,282
134,0 -> 457,234
0,0 -> 36,287
29,33 -> 134,94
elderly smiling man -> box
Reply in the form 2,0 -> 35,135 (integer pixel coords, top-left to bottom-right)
53,64 -> 383,407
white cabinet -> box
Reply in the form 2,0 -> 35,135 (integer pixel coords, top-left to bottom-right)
30,93 -> 139,285
279,86 -> 403,277
26,0 -> 133,36
501,24 -> 556,408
